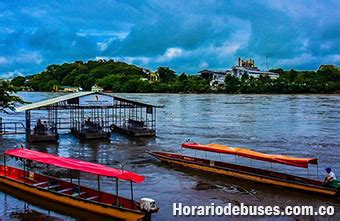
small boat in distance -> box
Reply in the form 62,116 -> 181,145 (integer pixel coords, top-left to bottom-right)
149,142 -> 340,196
0,148 -> 159,220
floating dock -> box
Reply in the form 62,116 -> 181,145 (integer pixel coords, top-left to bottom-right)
11,91 -> 161,142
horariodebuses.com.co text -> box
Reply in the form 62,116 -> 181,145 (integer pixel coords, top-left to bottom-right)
173,203 -> 335,217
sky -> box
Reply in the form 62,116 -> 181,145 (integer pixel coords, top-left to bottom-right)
0,0 -> 339,78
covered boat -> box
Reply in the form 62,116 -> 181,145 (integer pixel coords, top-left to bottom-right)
0,148 -> 159,220
149,142 -> 339,196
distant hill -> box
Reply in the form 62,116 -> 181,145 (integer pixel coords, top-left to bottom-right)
11,59 -> 211,93
25,59 -> 148,91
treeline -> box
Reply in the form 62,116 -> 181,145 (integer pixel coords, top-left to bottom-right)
9,60 -> 340,94
11,60 -> 210,93
224,67 -> 340,94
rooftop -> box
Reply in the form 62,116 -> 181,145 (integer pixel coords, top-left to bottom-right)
16,91 -> 162,112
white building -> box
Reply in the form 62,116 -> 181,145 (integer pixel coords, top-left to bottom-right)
199,70 -> 227,89
230,57 -> 279,79
231,66 -> 279,79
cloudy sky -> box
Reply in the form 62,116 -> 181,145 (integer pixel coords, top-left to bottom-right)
0,0 -> 339,77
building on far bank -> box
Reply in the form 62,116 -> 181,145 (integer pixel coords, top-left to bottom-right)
199,69 -> 228,89
91,84 -> 103,92
198,57 -> 280,90
62,86 -> 83,93
230,57 -> 279,79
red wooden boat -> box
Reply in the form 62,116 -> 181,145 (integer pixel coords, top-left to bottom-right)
0,148 -> 158,221
149,142 -> 339,196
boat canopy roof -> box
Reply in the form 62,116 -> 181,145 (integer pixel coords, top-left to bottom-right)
182,143 -> 318,168
4,149 -> 144,183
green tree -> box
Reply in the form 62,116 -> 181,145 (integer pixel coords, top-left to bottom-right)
11,76 -> 26,88
225,74 -> 240,93
0,79 -> 25,113
156,67 -> 176,82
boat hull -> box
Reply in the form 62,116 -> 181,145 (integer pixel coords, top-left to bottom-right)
150,151 -> 338,196
71,128 -> 110,141
0,166 -> 145,221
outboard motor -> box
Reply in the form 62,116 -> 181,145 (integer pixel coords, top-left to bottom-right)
140,197 -> 159,221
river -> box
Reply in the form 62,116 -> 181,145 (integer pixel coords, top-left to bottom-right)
0,92 -> 340,220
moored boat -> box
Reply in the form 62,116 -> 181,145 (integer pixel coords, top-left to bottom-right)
0,148 -> 159,221
149,142 -> 339,196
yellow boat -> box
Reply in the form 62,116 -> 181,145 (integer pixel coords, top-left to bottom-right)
149,142 -> 339,196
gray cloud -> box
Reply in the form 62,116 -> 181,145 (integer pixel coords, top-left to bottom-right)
0,0 -> 339,77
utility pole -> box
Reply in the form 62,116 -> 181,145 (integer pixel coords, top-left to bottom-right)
265,55 -> 269,70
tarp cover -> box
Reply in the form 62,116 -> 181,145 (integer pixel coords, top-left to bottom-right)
4,149 -> 144,183
182,143 -> 317,168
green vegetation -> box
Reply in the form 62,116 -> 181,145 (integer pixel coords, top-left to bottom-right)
0,79 -> 25,113
12,60 -> 211,93
225,67 -> 340,94
10,60 -> 340,94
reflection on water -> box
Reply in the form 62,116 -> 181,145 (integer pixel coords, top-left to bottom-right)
0,92 -> 340,220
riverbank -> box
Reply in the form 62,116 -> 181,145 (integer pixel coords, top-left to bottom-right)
8,60 -> 340,94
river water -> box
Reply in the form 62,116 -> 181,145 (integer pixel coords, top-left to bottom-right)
0,92 -> 340,220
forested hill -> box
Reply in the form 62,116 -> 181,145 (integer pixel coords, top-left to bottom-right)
24,60 -> 147,91
11,59 -> 210,93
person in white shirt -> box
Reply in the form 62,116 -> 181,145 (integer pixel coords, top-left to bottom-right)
324,167 -> 336,187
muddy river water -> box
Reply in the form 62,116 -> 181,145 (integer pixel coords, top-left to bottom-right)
0,92 -> 340,220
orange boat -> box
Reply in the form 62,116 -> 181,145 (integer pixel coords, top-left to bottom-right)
0,148 -> 158,221
149,142 -> 339,196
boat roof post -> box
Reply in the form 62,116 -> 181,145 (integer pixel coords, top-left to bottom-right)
3,154 -> 6,177
70,169 -> 73,183
307,167 -> 310,178
78,172 -> 81,191
97,175 -> 100,193
23,159 -> 26,183
130,180 -> 134,202
116,178 -> 119,206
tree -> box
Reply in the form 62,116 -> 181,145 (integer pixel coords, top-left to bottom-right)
11,76 -> 26,88
0,79 -> 25,113
224,74 -> 240,93
156,67 -> 176,82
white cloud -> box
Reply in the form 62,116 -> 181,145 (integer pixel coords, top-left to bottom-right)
21,7 -> 48,17
14,51 -> 43,64
199,61 -> 208,69
0,56 -> 8,64
77,30 -> 129,39
97,38 -> 115,51
156,48 -> 183,62
274,53 -> 315,67
2,70 -> 24,79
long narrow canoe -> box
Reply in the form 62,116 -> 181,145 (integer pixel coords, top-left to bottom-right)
0,165 -> 145,220
149,151 -> 339,196
1,148 -> 158,221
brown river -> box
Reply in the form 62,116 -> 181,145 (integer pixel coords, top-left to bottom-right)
0,92 -> 340,220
